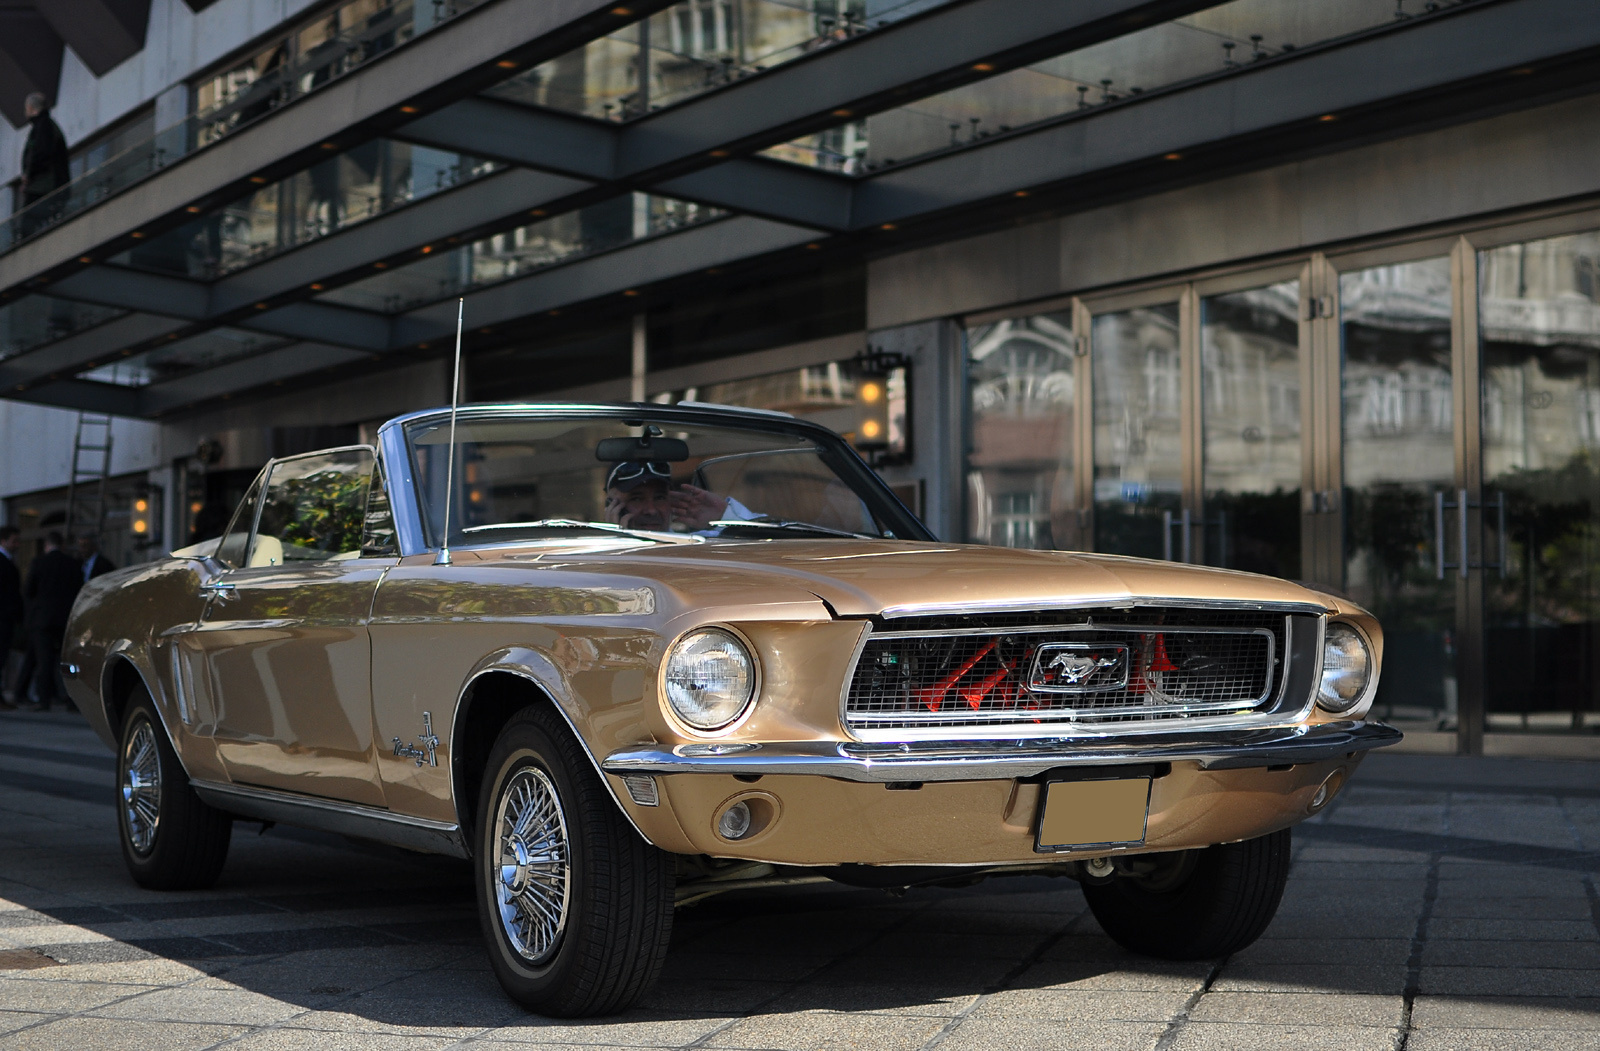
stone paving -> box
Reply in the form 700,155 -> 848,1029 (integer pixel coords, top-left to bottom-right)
0,708 -> 1597,1050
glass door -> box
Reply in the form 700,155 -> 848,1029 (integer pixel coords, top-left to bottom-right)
1199,281 -> 1303,578
1338,257 -> 1460,734
1091,303 -> 1183,558
1478,231 -> 1600,739
965,310 -> 1081,550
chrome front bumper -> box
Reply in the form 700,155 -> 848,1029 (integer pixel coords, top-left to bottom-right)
602,720 -> 1401,784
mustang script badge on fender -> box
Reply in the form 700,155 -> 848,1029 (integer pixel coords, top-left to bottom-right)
1027,643 -> 1129,693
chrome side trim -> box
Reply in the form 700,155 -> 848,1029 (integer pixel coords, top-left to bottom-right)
602,720 -> 1402,783
875,597 -> 1329,619
192,779 -> 468,858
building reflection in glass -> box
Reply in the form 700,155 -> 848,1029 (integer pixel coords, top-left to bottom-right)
1093,304 -> 1181,559
1340,257 -> 1456,731
964,313 -> 1078,550
1480,230 -> 1600,736
1200,282 -> 1301,578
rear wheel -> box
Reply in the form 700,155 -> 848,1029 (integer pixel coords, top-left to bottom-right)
1082,828 -> 1291,959
475,706 -> 674,1016
117,688 -> 232,890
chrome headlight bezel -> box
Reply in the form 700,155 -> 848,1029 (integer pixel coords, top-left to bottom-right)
661,627 -> 760,734
1316,621 -> 1375,715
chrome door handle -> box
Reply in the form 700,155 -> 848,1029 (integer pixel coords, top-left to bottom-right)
199,581 -> 237,602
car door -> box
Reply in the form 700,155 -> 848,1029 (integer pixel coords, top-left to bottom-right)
189,447 -> 391,806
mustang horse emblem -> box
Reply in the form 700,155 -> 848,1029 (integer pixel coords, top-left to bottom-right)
1048,651 -> 1121,684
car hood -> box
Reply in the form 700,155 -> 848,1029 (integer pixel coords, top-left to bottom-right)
477,539 -> 1336,618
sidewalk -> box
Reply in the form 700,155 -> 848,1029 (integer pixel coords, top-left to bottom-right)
0,710 -> 1595,1050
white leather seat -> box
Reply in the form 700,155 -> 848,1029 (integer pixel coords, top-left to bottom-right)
248,534 -> 284,567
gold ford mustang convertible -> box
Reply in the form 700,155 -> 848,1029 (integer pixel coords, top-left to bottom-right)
63,403 -> 1398,1015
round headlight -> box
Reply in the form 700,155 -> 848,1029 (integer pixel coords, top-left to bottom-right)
663,629 -> 757,731
1317,623 -> 1372,713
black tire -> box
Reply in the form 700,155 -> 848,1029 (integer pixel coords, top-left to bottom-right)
474,705 -> 674,1017
117,688 -> 232,890
1082,828 -> 1291,959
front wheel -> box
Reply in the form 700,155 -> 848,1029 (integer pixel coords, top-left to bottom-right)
1082,828 -> 1291,959
117,688 -> 232,890
474,706 -> 674,1017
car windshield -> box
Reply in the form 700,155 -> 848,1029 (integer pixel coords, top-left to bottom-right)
403,411 -> 915,548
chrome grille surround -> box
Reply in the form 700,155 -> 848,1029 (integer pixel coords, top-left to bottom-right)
842,606 -> 1309,740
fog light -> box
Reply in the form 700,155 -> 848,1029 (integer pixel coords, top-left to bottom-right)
717,801 -> 752,840
1308,769 -> 1345,814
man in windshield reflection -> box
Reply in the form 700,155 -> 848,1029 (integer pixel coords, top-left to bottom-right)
603,461 -> 757,533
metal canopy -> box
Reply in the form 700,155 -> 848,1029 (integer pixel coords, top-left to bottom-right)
2,0 -> 1597,418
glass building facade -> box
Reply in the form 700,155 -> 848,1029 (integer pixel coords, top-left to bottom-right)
961,225 -> 1600,747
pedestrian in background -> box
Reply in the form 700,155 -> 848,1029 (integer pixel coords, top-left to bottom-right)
77,535 -> 115,583
0,527 -> 21,708
19,92 -> 71,238
21,532 -> 81,711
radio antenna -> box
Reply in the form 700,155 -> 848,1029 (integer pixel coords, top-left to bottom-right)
434,297 -> 465,566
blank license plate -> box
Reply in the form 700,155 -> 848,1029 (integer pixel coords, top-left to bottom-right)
1035,778 -> 1151,852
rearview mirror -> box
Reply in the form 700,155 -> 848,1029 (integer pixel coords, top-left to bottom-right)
596,436 -> 690,462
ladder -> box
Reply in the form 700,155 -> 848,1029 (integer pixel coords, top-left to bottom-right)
63,413 -> 113,543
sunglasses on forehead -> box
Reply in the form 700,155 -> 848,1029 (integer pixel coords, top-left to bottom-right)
606,460 -> 673,488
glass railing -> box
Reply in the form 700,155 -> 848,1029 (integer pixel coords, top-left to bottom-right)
767,0 -> 1460,173
78,327 -> 290,387
485,0 -> 955,121
317,193 -> 723,312
106,140 -> 498,281
0,0 -> 490,257
0,294 -> 126,362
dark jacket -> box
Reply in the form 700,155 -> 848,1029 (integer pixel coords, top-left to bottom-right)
82,552 -> 116,581
24,549 -> 82,631
0,551 -> 20,626
21,111 -> 71,201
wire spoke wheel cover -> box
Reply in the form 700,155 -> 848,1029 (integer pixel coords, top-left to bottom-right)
121,718 -> 162,856
494,766 -> 572,964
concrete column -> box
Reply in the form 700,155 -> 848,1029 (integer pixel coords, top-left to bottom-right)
630,315 -> 647,403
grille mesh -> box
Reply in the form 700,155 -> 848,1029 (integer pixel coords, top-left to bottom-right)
845,609 -> 1287,732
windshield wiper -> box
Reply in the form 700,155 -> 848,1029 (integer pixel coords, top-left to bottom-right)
709,518 -> 875,539
459,520 -> 672,542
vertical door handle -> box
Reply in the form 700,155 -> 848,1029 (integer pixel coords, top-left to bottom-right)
1435,491 -> 1446,580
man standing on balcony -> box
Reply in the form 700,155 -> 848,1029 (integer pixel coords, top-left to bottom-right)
19,93 -> 71,238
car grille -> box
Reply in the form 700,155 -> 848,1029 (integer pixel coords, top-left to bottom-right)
844,608 -> 1297,734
